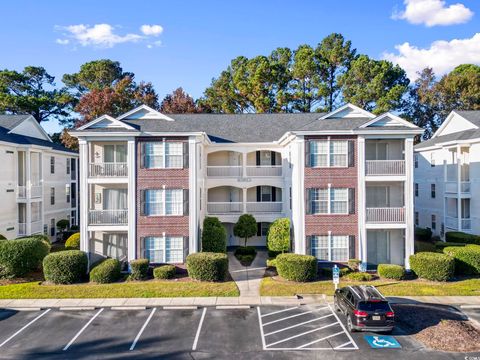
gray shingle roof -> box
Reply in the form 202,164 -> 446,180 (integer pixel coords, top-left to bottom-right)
455,110 -> 480,126
0,114 -> 31,130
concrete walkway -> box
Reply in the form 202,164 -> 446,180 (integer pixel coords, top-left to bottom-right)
227,250 -> 267,297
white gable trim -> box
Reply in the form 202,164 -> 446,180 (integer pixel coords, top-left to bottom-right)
359,112 -> 417,129
320,103 -> 376,119
431,111 -> 478,139
9,115 -> 52,142
117,105 -> 174,121
77,115 -> 136,131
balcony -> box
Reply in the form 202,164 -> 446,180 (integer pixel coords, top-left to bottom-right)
246,202 -> 282,213
17,220 -> 43,236
89,163 -> 128,178
445,181 -> 470,194
18,223 -> 27,236
207,202 -> 243,214
17,185 -> 42,199
246,166 -> 282,177
17,186 -> 27,199
365,160 -> 405,176
207,166 -> 242,177
88,210 -> 128,225
366,207 -> 405,223
207,201 -> 283,214
31,185 -> 42,198
446,216 -> 471,230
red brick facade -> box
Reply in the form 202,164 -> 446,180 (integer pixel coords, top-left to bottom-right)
304,135 -> 358,259
135,137 -> 190,258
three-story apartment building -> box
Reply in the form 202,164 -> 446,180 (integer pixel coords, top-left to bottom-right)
415,110 -> 480,237
71,104 -> 422,268
0,115 -> 78,241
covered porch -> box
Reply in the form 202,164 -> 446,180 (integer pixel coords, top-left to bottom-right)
366,229 -> 405,267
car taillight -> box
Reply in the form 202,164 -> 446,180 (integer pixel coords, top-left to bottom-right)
386,311 -> 395,317
354,310 -> 368,317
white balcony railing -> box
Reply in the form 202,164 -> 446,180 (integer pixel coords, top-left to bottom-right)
446,216 -> 471,230
88,210 -> 128,225
18,223 -> 27,236
207,202 -> 243,214
462,218 -> 472,230
31,220 -> 43,234
445,181 -> 471,194
17,186 -> 27,199
366,207 -> 405,223
246,202 -> 283,213
207,166 -> 242,177
89,163 -> 128,177
31,185 -> 42,198
365,160 -> 405,176
246,166 -> 282,177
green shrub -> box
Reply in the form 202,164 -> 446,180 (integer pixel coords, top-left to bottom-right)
234,246 -> 256,256
0,234 -> 6,240
186,252 -> 228,281
0,238 -> 50,278
17,234 -> 51,244
415,240 -> 437,253
153,265 -> 176,279
65,233 -> 80,250
344,272 -> 373,281
268,250 -> 282,258
435,241 -> 465,250
267,218 -> 290,253
443,245 -> 480,275
409,252 -> 455,281
89,258 -> 121,283
43,250 -> 87,284
321,267 -> 351,278
348,259 -> 361,271
276,253 -> 317,282
233,214 -> 257,247
377,264 -> 405,280
445,232 -> 480,245
266,258 -> 277,268
201,217 -> 227,253
415,227 -> 432,242
129,259 -> 149,280
56,219 -> 70,232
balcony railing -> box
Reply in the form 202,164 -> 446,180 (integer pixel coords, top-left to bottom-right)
366,207 -> 405,223
445,181 -> 470,194
31,220 -> 43,234
17,186 -> 27,199
18,223 -> 27,236
207,166 -> 242,177
365,160 -> 405,176
207,202 -> 243,214
89,163 -> 128,177
446,216 -> 471,230
31,185 -> 42,198
246,166 -> 282,177
88,210 -> 128,225
246,202 -> 283,213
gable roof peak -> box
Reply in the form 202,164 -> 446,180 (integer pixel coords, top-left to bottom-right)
320,103 -> 376,120
117,105 -> 174,121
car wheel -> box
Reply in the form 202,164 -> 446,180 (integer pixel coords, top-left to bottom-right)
347,315 -> 355,332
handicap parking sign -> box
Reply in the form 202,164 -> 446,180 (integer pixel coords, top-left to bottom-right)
364,336 -> 401,349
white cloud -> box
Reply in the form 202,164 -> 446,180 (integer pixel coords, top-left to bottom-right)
61,24 -> 143,48
56,38 -> 69,45
393,0 -> 473,26
140,24 -> 163,36
383,33 -> 480,79
147,40 -> 162,49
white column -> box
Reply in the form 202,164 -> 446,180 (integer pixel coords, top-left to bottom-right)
404,138 -> 414,269
25,149 -> 31,235
242,152 -> 247,178
127,139 -> 136,261
242,188 -> 247,213
188,136 -> 198,254
291,137 -> 305,254
79,140 -> 89,261
456,145 -> 462,231
357,136 -> 367,263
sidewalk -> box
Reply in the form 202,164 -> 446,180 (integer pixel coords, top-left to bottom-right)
227,249 -> 267,297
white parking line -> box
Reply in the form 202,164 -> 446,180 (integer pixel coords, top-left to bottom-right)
265,322 -> 338,348
192,307 -> 207,351
297,330 -> 345,349
63,308 -> 104,351
257,307 -> 267,350
261,306 -> 298,318
326,303 -> 358,350
262,306 -> 329,326
334,341 -> 355,350
264,313 -> 334,336
0,309 -> 51,348
130,308 -> 156,351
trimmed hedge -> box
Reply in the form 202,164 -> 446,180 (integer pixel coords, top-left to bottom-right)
65,233 -> 80,250
409,252 -> 455,281
435,241 -> 465,250
153,265 -> 176,279
17,234 -> 51,244
445,231 -> 480,245
186,252 -> 228,281
201,217 -> 227,253
267,218 -> 290,253
43,250 -> 88,284
344,272 -> 373,281
276,253 -> 317,282
348,259 -> 361,271
377,264 -> 405,280
266,258 -> 277,268
129,259 -> 149,280
0,234 -> 6,240
234,246 -> 256,256
443,245 -> 480,275
0,238 -> 50,278
415,227 -> 432,242
89,258 -> 121,283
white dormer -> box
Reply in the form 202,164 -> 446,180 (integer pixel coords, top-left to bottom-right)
320,103 -> 376,119
77,114 -> 136,131
117,105 -> 174,121
432,111 -> 478,138
9,115 -> 52,142
358,112 -> 417,129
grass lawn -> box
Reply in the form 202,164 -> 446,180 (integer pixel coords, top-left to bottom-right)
260,276 -> 480,297
0,280 -> 239,299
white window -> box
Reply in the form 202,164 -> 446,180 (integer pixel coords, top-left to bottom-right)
415,211 -> 419,226
261,186 -> 272,202
66,159 -> 71,174
50,187 -> 55,205
104,144 -> 126,163
311,188 -> 348,214
431,214 -> 436,230
66,184 -> 70,203
310,140 -> 348,167
144,236 -> 184,263
144,142 -> 183,169
430,153 -> 435,167
145,189 -> 183,216
50,156 -> 55,174
311,234 -> 349,262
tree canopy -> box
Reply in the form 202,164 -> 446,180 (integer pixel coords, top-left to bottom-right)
233,214 -> 257,247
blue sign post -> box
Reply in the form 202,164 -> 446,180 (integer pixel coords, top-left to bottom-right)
364,336 -> 401,349
332,265 -> 340,290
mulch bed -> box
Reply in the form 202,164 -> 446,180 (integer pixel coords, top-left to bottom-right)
393,303 -> 480,352
0,270 -> 44,285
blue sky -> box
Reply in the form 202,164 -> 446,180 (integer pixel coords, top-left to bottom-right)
1,0 -> 479,133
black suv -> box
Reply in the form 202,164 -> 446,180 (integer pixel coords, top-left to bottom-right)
334,285 -> 395,333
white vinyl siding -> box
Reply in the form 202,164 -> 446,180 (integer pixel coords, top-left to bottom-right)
145,189 -> 183,216
144,236 -> 183,263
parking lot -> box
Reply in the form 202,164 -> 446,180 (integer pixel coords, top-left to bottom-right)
0,299 -> 467,359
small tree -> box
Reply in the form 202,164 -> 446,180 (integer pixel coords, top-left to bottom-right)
202,217 -> 227,253
267,218 -> 290,254
56,219 -> 70,233
234,214 -> 257,247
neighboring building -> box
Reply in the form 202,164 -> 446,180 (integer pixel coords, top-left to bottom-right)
0,115 -> 78,241
415,110 -> 480,238
70,104 -> 422,268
